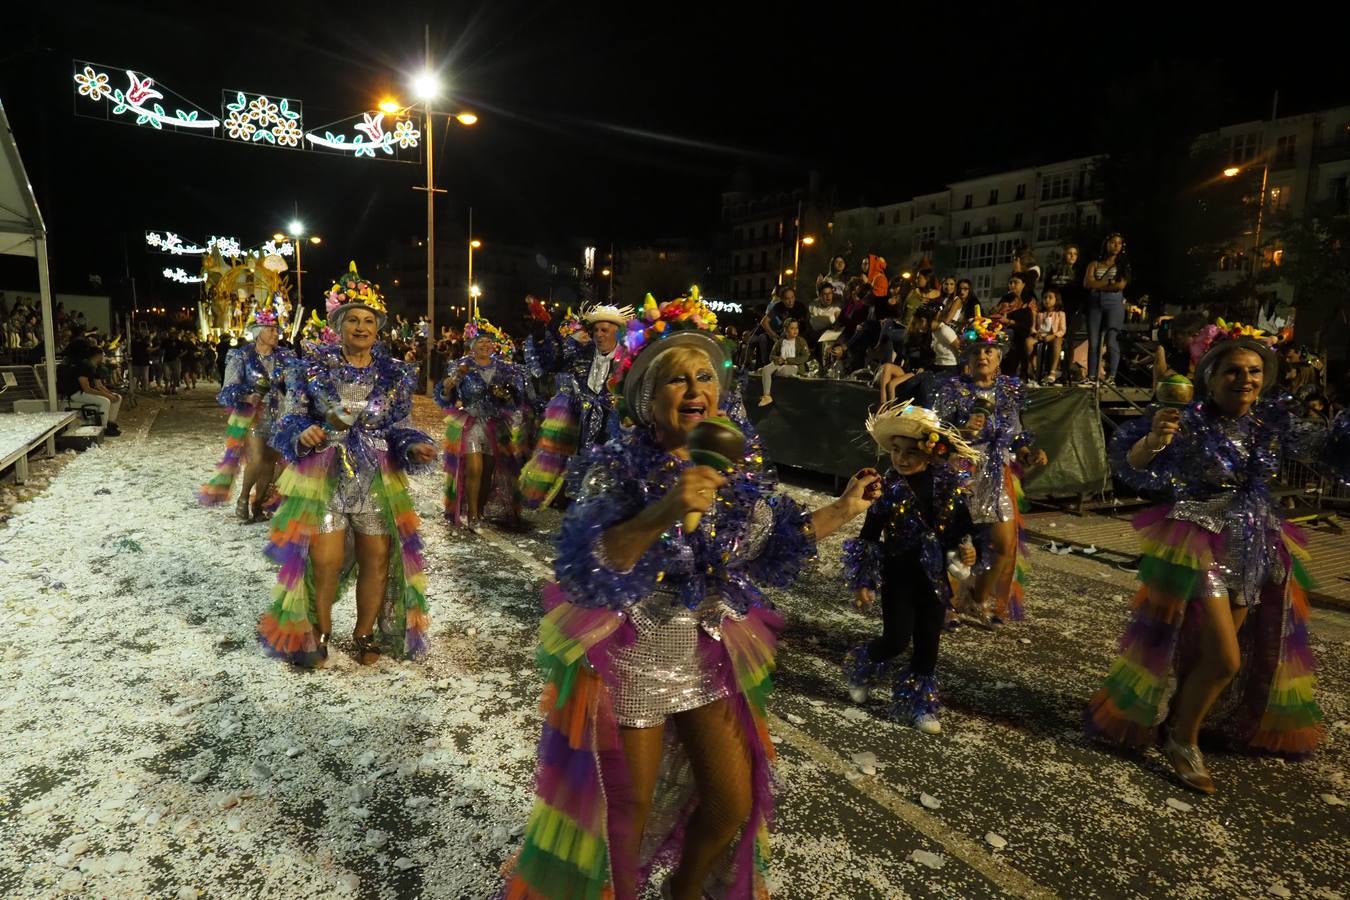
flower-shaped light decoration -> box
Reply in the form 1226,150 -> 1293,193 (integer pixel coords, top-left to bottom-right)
272,118 -> 303,147
393,119 -> 421,149
248,96 -> 281,125
225,110 -> 255,141
74,66 -> 112,101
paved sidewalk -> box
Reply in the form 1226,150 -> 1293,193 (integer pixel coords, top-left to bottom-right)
1024,506 -> 1350,610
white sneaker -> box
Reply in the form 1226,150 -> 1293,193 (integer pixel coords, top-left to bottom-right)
758,395 -> 773,407
848,685 -> 870,704
913,714 -> 942,735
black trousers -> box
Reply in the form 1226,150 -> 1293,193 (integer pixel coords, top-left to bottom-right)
867,559 -> 943,677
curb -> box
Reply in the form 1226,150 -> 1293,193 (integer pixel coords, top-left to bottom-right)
1023,528 -> 1350,614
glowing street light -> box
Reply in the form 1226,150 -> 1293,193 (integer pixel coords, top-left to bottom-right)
601,268 -> 612,277
378,97 -> 402,114
411,72 -> 441,101
469,284 -> 482,298
288,220 -> 305,238
470,239 -> 482,249
455,112 -> 479,126
1223,166 -> 1241,178
900,270 -> 913,279
800,235 -> 816,246
308,236 -> 321,245
272,232 -> 286,241
283,221 -> 320,311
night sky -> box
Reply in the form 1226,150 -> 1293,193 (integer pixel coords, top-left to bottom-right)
1,2 -> 1346,307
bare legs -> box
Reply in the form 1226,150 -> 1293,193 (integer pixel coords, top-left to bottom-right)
1171,593 -> 1246,746
463,451 -> 496,523
307,528 -> 392,665
975,519 -> 1017,621
617,699 -> 755,900
239,432 -> 280,520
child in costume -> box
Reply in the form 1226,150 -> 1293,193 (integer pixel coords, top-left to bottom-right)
842,402 -> 981,734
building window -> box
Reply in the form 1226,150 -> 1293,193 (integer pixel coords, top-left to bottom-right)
758,277 -> 767,295
1275,134 -> 1297,167
733,228 -> 743,245
1268,185 -> 1287,212
1040,172 -> 1073,202
975,273 -> 992,294
1015,183 -> 1026,201
892,209 -> 902,224
961,221 -> 971,237
986,216 -> 998,232
963,194 -> 973,210
1013,212 -> 1024,229
733,255 -> 742,274
1230,132 -> 1259,163
912,225 -> 938,253
1036,211 -> 1073,242
1083,213 -> 1099,229
988,189 -> 999,206
974,240 -> 995,268
958,244 -> 971,268
997,239 -> 1016,261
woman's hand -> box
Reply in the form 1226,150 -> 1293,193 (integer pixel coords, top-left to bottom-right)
854,588 -> 875,610
840,467 -> 883,517
298,425 -> 327,449
408,443 -> 438,464
658,466 -> 728,525
959,543 -> 977,566
963,412 -> 987,437
1148,408 -> 1181,449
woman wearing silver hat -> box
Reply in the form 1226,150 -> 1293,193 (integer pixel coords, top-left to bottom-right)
1088,320 -> 1350,794
257,262 -> 438,668
198,301 -> 295,521
504,295 -> 881,900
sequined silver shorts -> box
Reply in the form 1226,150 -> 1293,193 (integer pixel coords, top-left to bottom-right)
609,596 -> 731,729
461,419 -> 490,455
317,510 -> 387,536
969,464 -> 1015,525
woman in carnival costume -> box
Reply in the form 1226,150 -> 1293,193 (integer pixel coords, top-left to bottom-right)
841,402 -> 981,734
1087,320 -> 1350,794
257,262 -> 438,668
435,317 -> 534,532
502,293 -> 881,900
198,297 -> 296,521
519,300 -> 635,509
933,317 -> 1047,623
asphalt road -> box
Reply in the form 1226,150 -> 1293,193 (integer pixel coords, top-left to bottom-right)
0,387 -> 1345,899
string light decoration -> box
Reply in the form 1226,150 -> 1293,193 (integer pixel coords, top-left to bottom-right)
145,231 -> 294,259
163,267 -> 205,284
73,59 -> 421,163
303,110 -> 421,158
73,61 -> 219,132
221,90 -> 303,147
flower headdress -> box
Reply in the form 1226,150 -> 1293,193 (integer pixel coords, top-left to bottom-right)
464,316 -> 514,361
325,261 -> 386,328
557,307 -> 586,340
245,292 -> 289,338
608,288 -> 729,426
959,316 -> 1010,354
1189,317 -> 1278,398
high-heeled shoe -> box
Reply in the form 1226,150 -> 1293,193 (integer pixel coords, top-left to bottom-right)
1163,732 -> 1215,795
235,495 -> 251,522
353,632 -> 382,666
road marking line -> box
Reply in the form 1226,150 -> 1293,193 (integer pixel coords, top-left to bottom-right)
768,713 -> 1058,899
471,527 -> 1059,899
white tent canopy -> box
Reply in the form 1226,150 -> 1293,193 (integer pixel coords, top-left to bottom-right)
0,98 -> 58,410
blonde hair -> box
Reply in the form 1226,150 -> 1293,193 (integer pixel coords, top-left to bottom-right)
649,345 -> 716,387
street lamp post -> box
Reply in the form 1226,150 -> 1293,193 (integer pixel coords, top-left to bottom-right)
278,224 -> 321,320
467,206 -> 481,320
409,37 -> 478,394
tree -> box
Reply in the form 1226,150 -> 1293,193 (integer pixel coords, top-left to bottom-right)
1271,208 -> 1350,360
1092,63 -> 1250,304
